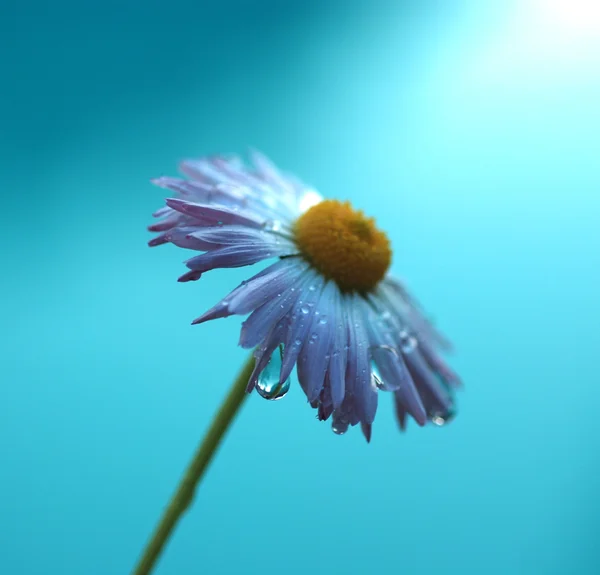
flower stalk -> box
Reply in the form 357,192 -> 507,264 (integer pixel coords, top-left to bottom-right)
131,355 -> 256,575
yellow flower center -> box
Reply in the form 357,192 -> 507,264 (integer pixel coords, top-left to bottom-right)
293,200 -> 392,293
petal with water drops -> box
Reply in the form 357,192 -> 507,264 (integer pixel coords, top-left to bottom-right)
192,258 -> 306,324
296,280 -> 337,402
279,276 -> 325,389
239,269 -> 315,349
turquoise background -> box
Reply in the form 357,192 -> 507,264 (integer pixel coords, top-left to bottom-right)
2,1 -> 599,574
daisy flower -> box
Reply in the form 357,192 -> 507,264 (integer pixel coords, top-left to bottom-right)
148,151 -> 460,442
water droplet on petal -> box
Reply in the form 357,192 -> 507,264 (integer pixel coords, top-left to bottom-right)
376,310 -> 393,330
263,219 -> 282,233
256,345 -> 290,400
399,330 -> 417,354
319,315 -> 328,325
371,369 -> 385,390
369,345 -> 402,391
431,409 -> 456,427
332,415 -> 349,435
300,305 -> 310,315
308,285 -> 316,292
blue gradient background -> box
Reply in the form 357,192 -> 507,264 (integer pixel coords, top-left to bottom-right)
2,1 -> 599,574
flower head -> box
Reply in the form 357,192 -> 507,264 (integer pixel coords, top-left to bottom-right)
149,151 -> 461,441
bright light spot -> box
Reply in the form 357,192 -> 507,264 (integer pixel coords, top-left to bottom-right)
446,0 -> 600,95
298,189 -> 323,213
536,0 -> 600,38
524,0 -> 600,58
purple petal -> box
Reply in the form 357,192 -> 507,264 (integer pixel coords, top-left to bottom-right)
279,275 -> 325,387
152,177 -> 214,200
191,258 -> 304,324
212,155 -> 279,198
351,296 -> 378,425
366,308 -> 414,393
189,226 -> 295,248
178,270 -> 203,283
296,281 -> 337,402
155,224 -> 297,255
328,286 -> 347,409
393,394 -> 408,431
316,374 -> 334,421
395,384 -> 427,426
184,246 -> 273,273
152,205 -> 173,218
178,157 -> 237,185
380,278 -> 452,351
178,156 -> 298,224
154,175 -> 286,222
166,198 -> 263,229
370,343 -> 426,426
147,216 -> 180,233
165,228 -> 216,250
250,149 -> 296,196
373,342 -> 426,426
404,349 -> 454,417
344,296 -> 358,400
184,240 -> 295,274
360,421 -> 372,443
239,269 -> 314,349
366,295 -> 428,426
148,234 -> 170,247
227,259 -> 308,316
418,339 -> 462,388
338,296 -> 362,428
318,399 -> 334,422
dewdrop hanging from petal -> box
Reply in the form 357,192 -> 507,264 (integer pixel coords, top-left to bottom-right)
148,151 -> 461,442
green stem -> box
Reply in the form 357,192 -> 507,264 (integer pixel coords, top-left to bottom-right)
131,355 -> 255,575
